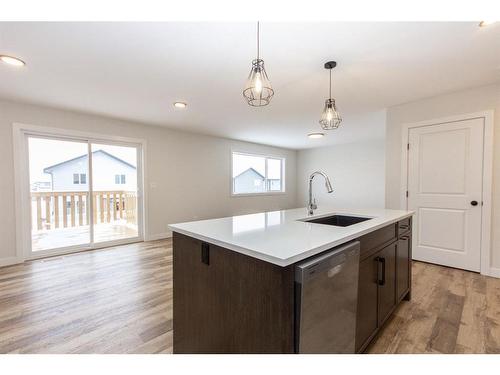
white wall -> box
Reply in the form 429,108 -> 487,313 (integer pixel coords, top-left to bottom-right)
296,139 -> 386,209
0,98 -> 298,265
385,83 -> 500,269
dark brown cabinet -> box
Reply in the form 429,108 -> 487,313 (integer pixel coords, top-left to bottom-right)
397,233 -> 411,301
173,233 -> 295,354
355,242 -> 397,352
355,219 -> 411,353
355,251 -> 379,351
397,217 -> 411,234
377,243 -> 397,325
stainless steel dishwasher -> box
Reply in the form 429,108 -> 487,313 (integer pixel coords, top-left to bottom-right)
295,241 -> 360,353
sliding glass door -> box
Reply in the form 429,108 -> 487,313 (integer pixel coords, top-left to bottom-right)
29,137 -> 91,251
27,134 -> 142,257
91,143 -> 139,244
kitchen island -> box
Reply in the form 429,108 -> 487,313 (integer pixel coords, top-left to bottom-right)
169,207 -> 413,354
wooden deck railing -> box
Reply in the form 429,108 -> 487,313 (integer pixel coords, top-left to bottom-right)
31,191 -> 137,231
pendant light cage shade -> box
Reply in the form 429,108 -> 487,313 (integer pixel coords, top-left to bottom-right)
319,99 -> 342,130
243,22 -> 274,107
243,59 -> 274,107
319,60 -> 342,130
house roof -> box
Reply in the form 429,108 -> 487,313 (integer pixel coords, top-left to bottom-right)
43,149 -> 136,173
234,167 -> 265,179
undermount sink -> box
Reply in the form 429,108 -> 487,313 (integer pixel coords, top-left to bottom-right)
303,214 -> 372,227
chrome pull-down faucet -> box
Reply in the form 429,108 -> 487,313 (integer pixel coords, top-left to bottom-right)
308,171 -> 333,215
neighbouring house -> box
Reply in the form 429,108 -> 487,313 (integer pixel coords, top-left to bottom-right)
233,168 -> 281,194
43,150 -> 137,192
30,181 -> 52,192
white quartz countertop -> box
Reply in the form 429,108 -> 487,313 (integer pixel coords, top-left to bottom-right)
168,207 -> 414,267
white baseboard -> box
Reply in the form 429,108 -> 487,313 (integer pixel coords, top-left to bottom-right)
486,267 -> 500,279
146,231 -> 172,241
0,256 -> 23,268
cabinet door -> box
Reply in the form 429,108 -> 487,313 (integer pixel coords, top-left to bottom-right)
173,233 -> 218,353
355,252 -> 379,352
377,243 -> 397,326
397,234 -> 411,301
173,232 -> 295,353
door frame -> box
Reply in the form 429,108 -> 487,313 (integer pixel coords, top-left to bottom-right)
399,111 -> 494,277
12,122 -> 148,262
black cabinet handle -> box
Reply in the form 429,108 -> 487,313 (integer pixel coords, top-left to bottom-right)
379,257 -> 386,286
375,257 -> 386,286
201,242 -> 210,265
400,236 -> 409,241
471,200 -> 478,206
399,225 -> 409,229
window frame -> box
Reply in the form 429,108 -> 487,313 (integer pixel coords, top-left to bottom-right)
230,150 -> 286,197
73,173 -> 87,185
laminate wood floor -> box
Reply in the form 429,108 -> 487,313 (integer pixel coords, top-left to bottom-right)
367,261 -> 500,353
0,239 -> 172,354
1,239 -> 499,354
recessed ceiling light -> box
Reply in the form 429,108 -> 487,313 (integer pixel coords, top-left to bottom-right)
173,102 -> 187,109
479,21 -> 496,27
0,55 -> 26,67
308,132 -> 325,139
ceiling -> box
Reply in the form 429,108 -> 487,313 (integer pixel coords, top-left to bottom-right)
0,22 -> 499,149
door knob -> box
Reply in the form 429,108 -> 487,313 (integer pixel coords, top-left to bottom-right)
471,200 -> 478,206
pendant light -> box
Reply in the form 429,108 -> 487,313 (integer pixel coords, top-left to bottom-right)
243,22 -> 274,107
319,61 -> 342,130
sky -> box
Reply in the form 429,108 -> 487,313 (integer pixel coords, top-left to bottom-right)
28,137 -> 137,184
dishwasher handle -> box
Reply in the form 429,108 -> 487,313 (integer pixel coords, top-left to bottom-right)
375,256 -> 386,286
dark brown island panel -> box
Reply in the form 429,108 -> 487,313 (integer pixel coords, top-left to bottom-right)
173,217 -> 412,353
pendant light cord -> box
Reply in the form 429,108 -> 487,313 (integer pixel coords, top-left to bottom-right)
257,21 -> 260,60
329,68 -> 332,100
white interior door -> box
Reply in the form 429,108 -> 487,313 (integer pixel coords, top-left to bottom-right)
407,118 -> 484,272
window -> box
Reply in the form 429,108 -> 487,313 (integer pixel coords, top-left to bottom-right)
115,174 -> 126,184
232,152 -> 285,195
73,173 -> 86,184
